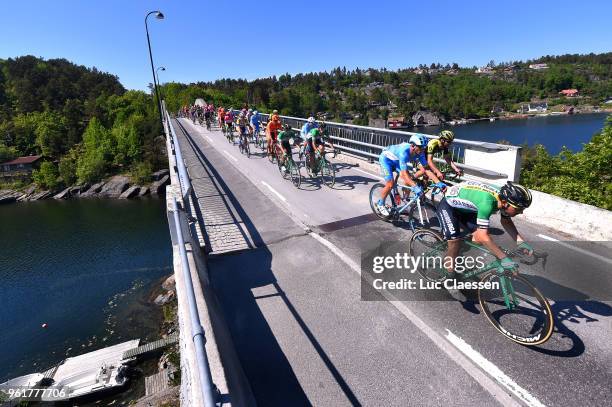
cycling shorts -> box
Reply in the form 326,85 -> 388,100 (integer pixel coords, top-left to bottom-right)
378,155 -> 399,182
436,198 -> 478,240
280,139 -> 292,153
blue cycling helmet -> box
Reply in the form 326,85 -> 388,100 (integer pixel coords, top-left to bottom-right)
409,134 -> 427,147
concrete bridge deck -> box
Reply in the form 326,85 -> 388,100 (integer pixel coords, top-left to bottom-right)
174,118 -> 612,406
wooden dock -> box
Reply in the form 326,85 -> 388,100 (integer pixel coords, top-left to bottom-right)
122,333 -> 178,360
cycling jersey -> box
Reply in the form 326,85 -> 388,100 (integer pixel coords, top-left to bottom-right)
381,142 -> 427,172
250,113 -> 260,126
278,129 -> 297,141
426,138 -> 450,156
224,112 -> 234,123
236,117 -> 248,126
444,181 -> 501,229
300,122 -> 319,140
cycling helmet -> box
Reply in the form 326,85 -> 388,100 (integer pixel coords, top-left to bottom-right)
273,109 -> 279,114
253,110 -> 258,115
307,117 -> 315,123
283,124 -> 291,131
499,181 -> 532,208
409,134 -> 427,147
248,108 -> 253,112
439,130 -> 455,142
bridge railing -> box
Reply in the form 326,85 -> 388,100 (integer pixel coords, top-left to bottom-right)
162,101 -> 218,407
258,112 -> 522,183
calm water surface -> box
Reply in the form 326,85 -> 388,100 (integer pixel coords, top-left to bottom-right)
0,198 -> 172,382
422,112 -> 609,154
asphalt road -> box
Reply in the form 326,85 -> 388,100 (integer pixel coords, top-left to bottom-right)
176,118 -> 612,407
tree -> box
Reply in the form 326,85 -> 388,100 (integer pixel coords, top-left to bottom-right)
32,161 -> 60,190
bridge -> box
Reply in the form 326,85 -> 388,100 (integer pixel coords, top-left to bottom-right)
160,104 -> 612,406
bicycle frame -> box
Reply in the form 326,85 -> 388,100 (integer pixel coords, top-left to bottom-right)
418,238 -> 522,310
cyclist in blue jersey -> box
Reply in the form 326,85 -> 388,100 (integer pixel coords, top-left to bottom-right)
300,117 -> 319,140
376,134 -> 437,217
249,110 -> 261,140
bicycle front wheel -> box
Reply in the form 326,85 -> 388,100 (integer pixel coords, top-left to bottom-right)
368,183 -> 395,221
289,160 -> 301,188
408,199 -> 439,231
408,229 -> 448,282
479,272 -> 554,346
320,159 -> 335,187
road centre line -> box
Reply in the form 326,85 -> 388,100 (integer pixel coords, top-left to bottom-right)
445,330 -> 545,407
352,167 -> 380,179
307,232 -> 524,407
537,234 -> 612,266
261,181 -> 287,202
223,150 -> 238,162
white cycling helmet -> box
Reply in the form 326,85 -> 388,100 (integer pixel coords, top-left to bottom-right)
409,134 -> 427,147
307,116 -> 315,123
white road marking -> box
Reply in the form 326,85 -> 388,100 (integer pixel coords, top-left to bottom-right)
206,136 -> 214,143
261,181 -> 287,202
446,330 -> 546,407
352,167 -> 380,179
537,234 -> 612,265
223,150 -> 238,162
308,231 -> 522,407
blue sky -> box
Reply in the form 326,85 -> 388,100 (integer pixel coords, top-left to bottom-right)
1,0 -> 610,91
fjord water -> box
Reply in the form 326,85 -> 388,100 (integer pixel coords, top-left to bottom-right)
427,112 -> 609,154
0,198 -> 172,382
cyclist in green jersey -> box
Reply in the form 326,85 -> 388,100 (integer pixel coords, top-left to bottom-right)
277,124 -> 297,171
437,180 -> 534,277
425,130 -> 463,180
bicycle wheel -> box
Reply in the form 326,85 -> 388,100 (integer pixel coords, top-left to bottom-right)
239,138 -> 245,154
245,138 -> 251,158
408,229 -> 448,282
368,183 -> 396,221
320,159 -> 335,187
408,198 -> 439,230
289,159 -> 301,188
479,272 -> 554,346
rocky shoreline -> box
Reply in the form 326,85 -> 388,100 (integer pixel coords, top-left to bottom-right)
0,169 -> 170,204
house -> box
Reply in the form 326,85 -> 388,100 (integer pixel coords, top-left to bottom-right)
387,116 -> 409,129
559,89 -> 579,97
520,102 -> 548,113
529,63 -> 548,70
476,66 -> 494,75
1,155 -> 43,180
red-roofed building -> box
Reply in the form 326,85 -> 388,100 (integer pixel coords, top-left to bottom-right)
560,89 -> 579,97
1,155 -> 43,179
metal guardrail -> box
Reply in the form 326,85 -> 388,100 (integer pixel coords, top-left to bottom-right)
255,112 -> 516,179
162,101 -> 217,407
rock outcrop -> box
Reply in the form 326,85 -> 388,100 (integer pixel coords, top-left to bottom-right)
412,110 -> 444,126
98,176 -> 130,198
81,182 -> 106,197
151,175 -> 170,195
119,185 -> 140,199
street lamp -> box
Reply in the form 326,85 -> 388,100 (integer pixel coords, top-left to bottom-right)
156,66 -> 166,100
145,10 -> 164,125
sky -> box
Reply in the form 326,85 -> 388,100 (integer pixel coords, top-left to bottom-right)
1,0 -> 610,91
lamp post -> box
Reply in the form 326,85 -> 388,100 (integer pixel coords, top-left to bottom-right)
145,10 -> 164,125
156,66 -> 166,101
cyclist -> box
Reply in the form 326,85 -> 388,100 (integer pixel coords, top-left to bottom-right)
437,180 -> 534,279
426,130 -> 463,180
375,134 -> 430,217
223,109 -> 234,135
236,112 -> 249,144
277,124 -> 297,171
250,110 -> 261,141
303,128 -> 333,172
218,106 -> 226,129
266,112 -> 283,158
300,117 -> 319,140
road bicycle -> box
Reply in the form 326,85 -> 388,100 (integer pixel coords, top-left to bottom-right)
276,138 -> 301,188
238,128 -> 251,158
300,144 -> 336,187
224,123 -> 234,144
369,172 -> 443,231
408,229 -> 554,345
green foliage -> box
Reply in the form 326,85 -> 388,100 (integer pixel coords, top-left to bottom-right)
131,161 -> 152,185
0,142 -> 17,162
35,111 -> 68,157
32,161 -> 60,190
521,117 -> 612,209
59,147 -> 79,185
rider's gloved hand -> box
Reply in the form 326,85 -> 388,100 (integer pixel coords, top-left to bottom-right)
517,241 -> 534,256
412,185 -> 423,197
435,182 -> 447,190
